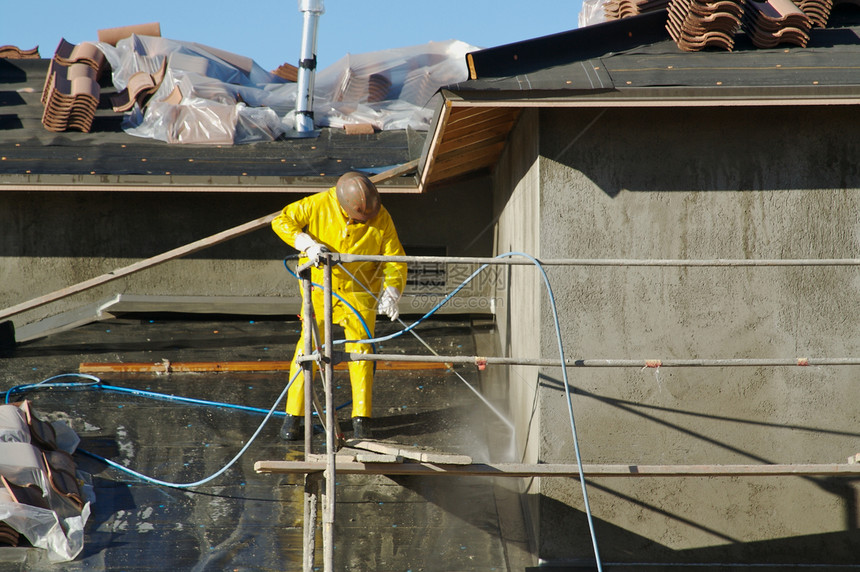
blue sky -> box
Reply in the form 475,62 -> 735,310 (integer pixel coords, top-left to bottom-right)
2,1 -> 585,72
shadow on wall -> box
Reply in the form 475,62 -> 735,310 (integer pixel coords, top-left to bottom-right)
0,59 -> 27,83
0,191 -> 290,259
540,371 -> 860,526
534,495 -> 860,568
543,107 -> 860,198
535,372 -> 860,565
1,178 -> 495,261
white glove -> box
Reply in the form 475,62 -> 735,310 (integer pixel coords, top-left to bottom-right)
294,232 -> 328,266
378,286 -> 401,321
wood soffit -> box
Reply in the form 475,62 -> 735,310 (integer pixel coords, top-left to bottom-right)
420,103 -> 521,191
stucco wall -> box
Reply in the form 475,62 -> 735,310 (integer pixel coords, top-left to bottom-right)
531,106 -> 860,565
491,109 -> 542,555
493,109 -> 542,465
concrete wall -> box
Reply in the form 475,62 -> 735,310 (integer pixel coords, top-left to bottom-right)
528,106 -> 860,565
491,109 -> 543,552
493,109 -> 542,463
0,178 -> 494,333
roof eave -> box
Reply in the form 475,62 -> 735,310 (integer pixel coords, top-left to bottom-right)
417,85 -> 860,190
440,84 -> 860,106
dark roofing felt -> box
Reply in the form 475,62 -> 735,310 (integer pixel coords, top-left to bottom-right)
0,58 -> 424,190
0,315 -> 519,570
454,6 -> 860,98
6,7 -> 860,191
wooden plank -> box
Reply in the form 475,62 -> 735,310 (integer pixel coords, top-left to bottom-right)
443,114 -> 518,141
435,123 -> 515,155
416,101 -> 452,193
446,107 -> 513,128
345,439 -> 473,465
427,163 -> 494,188
307,451 -> 402,464
436,142 -> 506,170
446,106 -> 499,122
255,461 -> 860,478
437,132 -> 510,159
0,212 -> 275,322
0,160 -> 419,323
79,359 -> 451,373
431,147 -> 503,183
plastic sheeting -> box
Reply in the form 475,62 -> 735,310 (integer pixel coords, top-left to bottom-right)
98,35 -> 477,144
0,403 -> 90,562
579,0 -> 610,27
309,40 -> 476,131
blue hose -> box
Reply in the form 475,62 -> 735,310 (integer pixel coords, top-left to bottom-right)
5,253 -> 602,566
4,373 -> 101,403
497,252 -> 603,570
4,370 -> 301,489
80,369 -> 300,489
329,251 -> 602,568
2,375 -> 356,417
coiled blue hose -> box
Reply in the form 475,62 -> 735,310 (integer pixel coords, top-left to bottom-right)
3,370 -> 301,489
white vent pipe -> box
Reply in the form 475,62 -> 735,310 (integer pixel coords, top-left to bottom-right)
295,0 -> 325,132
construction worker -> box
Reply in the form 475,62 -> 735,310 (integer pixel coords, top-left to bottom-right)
272,172 -> 407,441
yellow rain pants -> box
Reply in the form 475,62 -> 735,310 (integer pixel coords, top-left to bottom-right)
286,297 -> 376,417
272,187 -> 406,418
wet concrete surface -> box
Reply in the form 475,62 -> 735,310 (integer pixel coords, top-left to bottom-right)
0,314 -> 525,570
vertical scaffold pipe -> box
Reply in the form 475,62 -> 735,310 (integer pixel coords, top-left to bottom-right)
300,267 -> 316,572
295,0 -> 324,133
323,255 -> 336,571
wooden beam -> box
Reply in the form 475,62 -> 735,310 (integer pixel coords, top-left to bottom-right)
436,122 -> 516,154
443,113 -> 517,141
431,147 -> 502,182
0,160 -> 419,323
346,439 -> 473,465
436,141 -> 506,168
417,101 -> 453,193
79,358 -> 451,373
445,107 -> 512,127
255,461 -> 860,478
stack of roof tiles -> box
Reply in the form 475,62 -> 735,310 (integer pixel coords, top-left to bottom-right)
334,69 -> 393,104
41,39 -> 106,133
604,0 -> 671,19
0,401 -> 86,550
110,58 -> 168,113
795,0 -> 834,27
0,45 -> 40,59
743,0 -> 813,46
666,0 -> 745,51
272,62 -> 299,82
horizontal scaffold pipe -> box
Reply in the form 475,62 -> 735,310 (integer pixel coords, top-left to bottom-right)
333,253 -> 860,267
338,353 -> 860,368
254,461 -> 860,478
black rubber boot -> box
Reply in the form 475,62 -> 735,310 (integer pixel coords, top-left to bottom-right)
352,416 -> 372,440
280,414 -> 302,441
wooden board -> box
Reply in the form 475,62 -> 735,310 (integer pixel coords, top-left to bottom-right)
346,439 -> 472,465
0,160 -> 419,323
255,461 -> 860,478
307,450 -> 402,464
79,359 -> 451,373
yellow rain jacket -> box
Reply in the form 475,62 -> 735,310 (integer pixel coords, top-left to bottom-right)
272,187 -> 407,418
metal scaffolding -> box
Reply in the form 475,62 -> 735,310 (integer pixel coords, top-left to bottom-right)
270,251 -> 860,572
